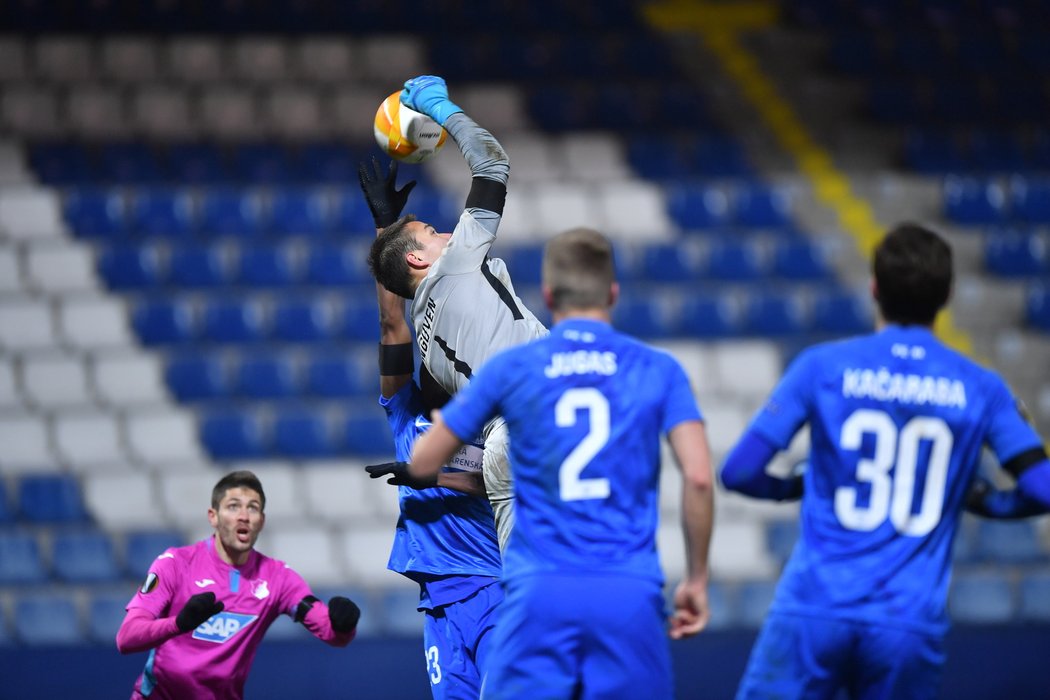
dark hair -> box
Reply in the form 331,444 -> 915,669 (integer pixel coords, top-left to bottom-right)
543,227 -> 616,312
873,222 -> 953,326
368,214 -> 421,300
211,470 -> 266,511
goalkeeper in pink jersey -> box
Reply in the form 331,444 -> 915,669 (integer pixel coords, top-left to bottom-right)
116,470 -> 360,700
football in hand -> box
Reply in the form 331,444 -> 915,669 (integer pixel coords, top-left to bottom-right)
373,90 -> 448,164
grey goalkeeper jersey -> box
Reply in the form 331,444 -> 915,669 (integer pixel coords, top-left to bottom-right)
411,210 -> 548,397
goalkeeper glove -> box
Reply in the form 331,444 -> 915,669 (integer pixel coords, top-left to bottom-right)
358,157 -> 417,229
365,461 -> 438,489
327,596 -> 361,634
176,592 -> 224,633
400,75 -> 463,127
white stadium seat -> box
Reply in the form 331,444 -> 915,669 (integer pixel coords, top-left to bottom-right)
329,88 -> 379,142
711,341 -> 782,403
92,351 -> 170,406
58,296 -> 133,350
301,461 -> 378,524
0,38 -> 30,82
25,243 -> 98,294
359,35 -> 426,83
132,86 -> 196,139
558,133 -> 631,182
52,411 -> 128,472
0,245 -> 22,293
0,414 -> 56,474
265,527 -> 345,587
125,409 -> 205,466
158,469 -> 221,529
83,471 -> 158,530
0,298 -> 56,352
338,524 -> 413,589
166,37 -> 226,83
533,182 -> 599,237
34,36 -> 96,82
0,186 -> 66,241
0,85 -> 63,138
597,180 -> 675,242
231,462 -> 304,526
0,358 -> 21,410
293,38 -> 359,83
66,85 -> 129,139
264,87 -> 326,140
198,86 -> 261,139
0,141 -> 32,185
100,37 -> 161,83
21,352 -> 93,409
500,133 -> 566,183
231,38 -> 290,83
459,84 -> 530,134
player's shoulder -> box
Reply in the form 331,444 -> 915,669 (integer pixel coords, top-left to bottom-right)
149,540 -> 200,570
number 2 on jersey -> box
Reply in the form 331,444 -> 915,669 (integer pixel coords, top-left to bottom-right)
555,388 -> 611,501
835,409 -> 953,536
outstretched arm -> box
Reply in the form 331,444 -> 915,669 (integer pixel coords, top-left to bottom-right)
667,420 -> 714,640
116,593 -> 224,654
966,477 -> 1050,519
721,430 -> 804,501
298,596 -> 359,648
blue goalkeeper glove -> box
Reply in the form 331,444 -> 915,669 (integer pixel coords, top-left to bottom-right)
400,75 -> 463,127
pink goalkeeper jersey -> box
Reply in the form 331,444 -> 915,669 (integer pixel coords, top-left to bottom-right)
125,537 -> 315,700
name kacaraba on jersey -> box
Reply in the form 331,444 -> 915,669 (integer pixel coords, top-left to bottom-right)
544,350 -> 617,378
842,367 -> 967,408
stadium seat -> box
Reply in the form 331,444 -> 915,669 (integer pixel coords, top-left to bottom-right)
52,530 -> 122,583
343,409 -> 395,458
305,241 -> 372,287
0,185 -> 65,241
21,353 -> 92,409
678,294 -> 740,339
274,406 -> 338,458
811,290 -> 874,336
706,240 -> 765,281
903,129 -> 968,174
93,351 -> 170,406
984,231 -> 1048,277
267,527 -> 344,586
168,245 -> 230,288
341,299 -> 379,342
166,353 -> 230,402
742,293 -> 810,336
125,409 -> 206,466
0,531 -> 48,584
130,187 -> 195,238
124,530 -> 185,578
200,407 -> 268,459
52,412 -> 126,471
972,520 -> 1045,564
1010,177 -> 1050,224
200,297 -> 267,344
98,245 -> 163,290
28,142 -> 94,185
235,353 -> 298,399
236,244 -> 298,287
269,188 -> 331,236
331,188 -> 376,233
1018,572 -> 1050,622
765,519 -> 799,565
0,415 -> 56,474
640,242 -> 702,283
0,478 -> 12,524
271,297 -> 338,343
380,588 -> 424,637
340,525 -> 405,588
63,187 -> 128,238
230,142 -> 297,183
58,296 -> 134,350
82,472 -> 157,531
733,183 -> 792,227
771,240 -> 832,280
88,591 -> 131,644
199,188 -> 266,237
306,352 -> 371,398
1025,285 -> 1050,331
24,242 -> 97,293
943,177 -> 1008,225
665,183 -> 731,230
612,296 -> 678,339
166,142 -> 229,184
98,142 -> 165,183
0,299 -> 56,351
734,579 -> 779,628
14,593 -> 83,645
18,474 -> 88,523
133,298 -> 196,346
949,571 -> 1016,624
0,247 -> 20,294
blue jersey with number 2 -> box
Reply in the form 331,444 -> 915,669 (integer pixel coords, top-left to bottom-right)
751,325 -> 1042,635
439,318 -> 703,584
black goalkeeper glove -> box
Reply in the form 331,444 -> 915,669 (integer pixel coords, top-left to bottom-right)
358,156 -> 417,229
365,461 -> 438,489
328,596 -> 361,634
175,592 -> 224,633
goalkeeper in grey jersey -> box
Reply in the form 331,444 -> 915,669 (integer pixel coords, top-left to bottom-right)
364,75 -> 548,551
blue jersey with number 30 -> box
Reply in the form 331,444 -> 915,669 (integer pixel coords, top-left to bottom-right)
751,325 -> 1042,635
439,318 -> 703,584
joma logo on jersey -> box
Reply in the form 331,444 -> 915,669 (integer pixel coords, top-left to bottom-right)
191,612 -> 258,644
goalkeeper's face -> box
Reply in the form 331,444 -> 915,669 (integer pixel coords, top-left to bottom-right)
208,486 -> 265,564
407,221 -> 451,267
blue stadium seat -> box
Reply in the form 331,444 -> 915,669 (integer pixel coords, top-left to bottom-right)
640,243 -> 701,283
18,474 -> 88,523
1018,572 -> 1050,622
943,177 -> 1008,225
811,290 -> 874,335
343,409 -> 395,457
903,130 -> 967,174
504,245 -> 545,286
63,188 -> 128,239
272,297 -> 338,343
380,588 -> 424,637
270,188 -> 332,237
706,240 -> 765,281
305,242 -> 372,287
230,143 -> 298,184
984,231 -> 1048,277
306,353 -> 371,399
98,142 -> 165,184
666,184 -> 731,230
626,136 -> 691,180
167,142 -> 230,185
14,593 -> 84,645
273,406 -> 338,458
1026,285 -> 1050,331
765,520 -> 799,565
743,294 -> 810,336
236,245 -> 298,287
299,143 -> 360,184
678,294 -> 739,338
133,298 -> 196,346
967,131 -> 1028,173
235,353 -> 298,399
130,188 -> 196,238
124,530 -> 184,578
612,297 -> 676,339
52,530 -> 121,583
28,142 -> 94,185
166,353 -> 229,402
200,408 -> 269,459
199,188 -> 266,238
701,580 -> 735,631
332,189 -> 376,233
200,298 -> 267,344
771,240 -> 832,280
342,300 -> 379,342
972,520 -> 1046,564
1010,177 -> 1050,224
0,479 -> 13,524
733,184 -> 791,227
691,136 -> 752,178
0,531 -> 48,585
949,571 -> 1015,624
734,580 -> 778,628
88,590 -> 131,644
168,245 -> 229,288
98,245 -> 163,290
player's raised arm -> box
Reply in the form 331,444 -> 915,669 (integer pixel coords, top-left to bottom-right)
667,420 -> 715,640
401,75 -> 509,236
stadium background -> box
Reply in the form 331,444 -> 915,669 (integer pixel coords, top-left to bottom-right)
0,0 -> 1048,697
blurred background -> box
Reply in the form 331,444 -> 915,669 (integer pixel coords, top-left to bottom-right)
0,0 -> 1048,698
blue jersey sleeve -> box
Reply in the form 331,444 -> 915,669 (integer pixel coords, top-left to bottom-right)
380,384 -> 426,462
749,348 -> 815,449
981,374 -> 1044,463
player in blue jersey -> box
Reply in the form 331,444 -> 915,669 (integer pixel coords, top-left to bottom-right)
721,223 -> 1050,700
358,157 -> 502,700
408,227 -> 716,699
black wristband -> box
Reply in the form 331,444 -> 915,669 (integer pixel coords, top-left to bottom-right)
465,176 -> 507,216
1002,446 -> 1048,479
379,343 -> 414,376
295,595 -> 320,624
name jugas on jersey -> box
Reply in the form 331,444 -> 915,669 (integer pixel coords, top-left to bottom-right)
544,351 -> 618,379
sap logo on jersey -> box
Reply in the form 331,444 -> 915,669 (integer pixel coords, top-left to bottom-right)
192,612 -> 258,644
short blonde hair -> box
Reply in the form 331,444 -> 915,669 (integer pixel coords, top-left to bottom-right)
543,227 -> 615,312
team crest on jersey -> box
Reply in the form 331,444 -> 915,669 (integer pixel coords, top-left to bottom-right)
251,579 -> 270,600
191,612 -> 258,643
140,572 -> 159,594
